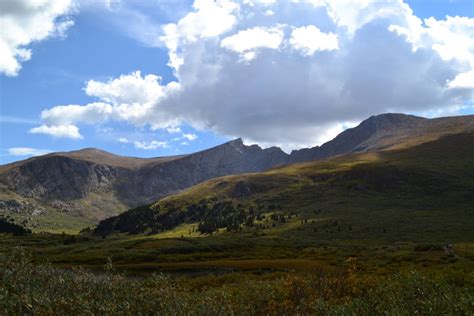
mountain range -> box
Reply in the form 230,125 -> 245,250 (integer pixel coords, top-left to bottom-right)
1,113 -> 473,231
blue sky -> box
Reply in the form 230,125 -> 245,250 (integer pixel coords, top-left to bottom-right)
1,0 -> 473,164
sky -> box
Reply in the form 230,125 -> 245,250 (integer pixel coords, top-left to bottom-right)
0,0 -> 473,164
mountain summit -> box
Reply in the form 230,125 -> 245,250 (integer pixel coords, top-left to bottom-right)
289,113 -> 471,163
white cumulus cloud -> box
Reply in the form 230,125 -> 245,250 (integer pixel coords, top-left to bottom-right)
134,140 -> 169,150
221,26 -> 284,60
160,0 -> 239,70
85,71 -> 166,105
290,25 -> 338,55
182,133 -> 198,141
0,0 -> 75,76
424,16 -> 474,66
29,124 -> 83,139
41,102 -> 113,125
32,71 -> 181,137
35,0 -> 474,149
7,147 -> 52,157
448,70 -> 474,89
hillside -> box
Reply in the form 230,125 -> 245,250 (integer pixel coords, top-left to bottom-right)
1,113 -> 473,232
2,127 -> 472,285
0,148 -> 183,174
289,113 -> 474,162
95,130 -> 474,243
0,138 -> 288,231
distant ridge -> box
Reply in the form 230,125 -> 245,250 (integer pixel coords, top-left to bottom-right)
289,113 -> 473,163
0,147 -> 185,173
0,136 -> 289,222
94,125 -> 474,238
1,113 -> 473,226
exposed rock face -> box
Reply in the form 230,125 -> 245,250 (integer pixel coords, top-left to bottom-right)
1,113 -> 473,222
0,200 -> 26,213
4,155 -> 127,200
0,138 -> 288,220
0,199 -> 45,215
117,138 -> 289,205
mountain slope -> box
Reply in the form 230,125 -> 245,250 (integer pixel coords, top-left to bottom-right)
0,148 -> 183,174
1,113 -> 473,232
95,130 -> 474,242
289,113 -> 474,162
0,138 -> 288,230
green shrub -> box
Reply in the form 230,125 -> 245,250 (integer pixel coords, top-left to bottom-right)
1,248 -> 473,315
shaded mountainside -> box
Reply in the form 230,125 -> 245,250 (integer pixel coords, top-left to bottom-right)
1,138 -> 287,203
95,131 -> 474,241
289,113 -> 474,162
0,138 -> 288,227
1,113 -> 473,231
0,148 -> 183,174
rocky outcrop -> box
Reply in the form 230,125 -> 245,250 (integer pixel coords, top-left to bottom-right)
2,155 -> 128,200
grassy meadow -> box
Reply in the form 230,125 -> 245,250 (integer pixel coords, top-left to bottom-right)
2,247 -> 474,315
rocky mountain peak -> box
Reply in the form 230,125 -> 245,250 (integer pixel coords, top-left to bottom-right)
288,113 -> 430,163
362,113 -> 427,131
229,138 -> 244,146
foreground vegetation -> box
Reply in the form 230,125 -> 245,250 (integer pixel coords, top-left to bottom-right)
1,248 -> 473,315
0,217 -> 31,235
